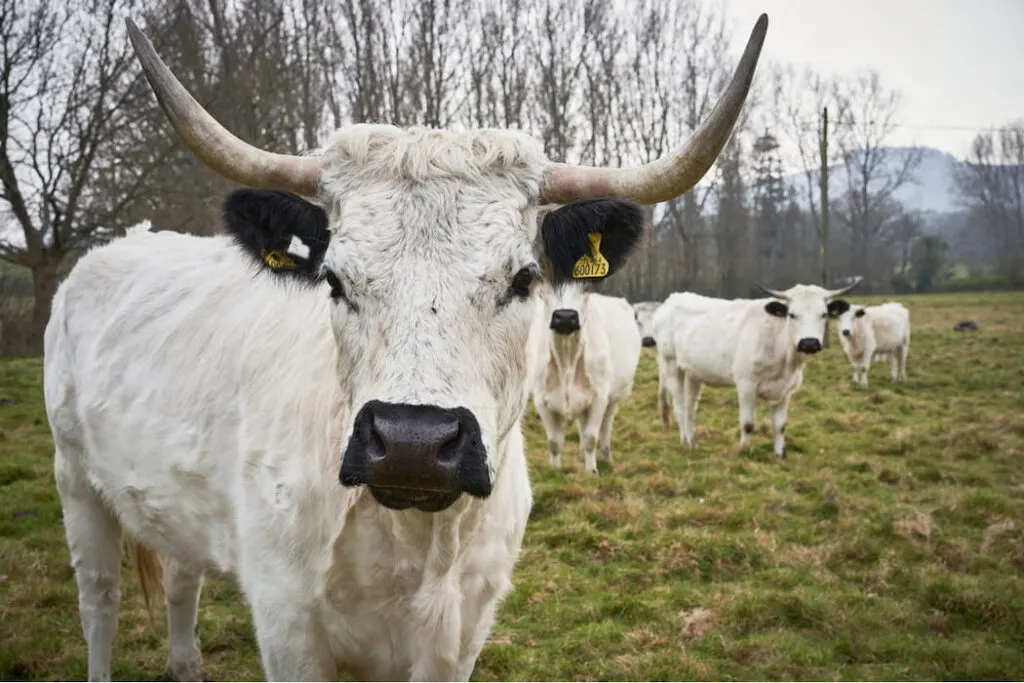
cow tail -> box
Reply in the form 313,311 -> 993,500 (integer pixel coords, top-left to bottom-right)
125,536 -> 164,620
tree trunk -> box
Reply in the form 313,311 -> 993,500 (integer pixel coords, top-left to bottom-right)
31,259 -> 62,351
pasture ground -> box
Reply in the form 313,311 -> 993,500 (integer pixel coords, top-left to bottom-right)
1,291 -> 1023,681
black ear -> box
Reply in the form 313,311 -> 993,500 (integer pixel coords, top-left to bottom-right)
765,300 -> 789,318
827,299 -> 851,318
539,199 -> 647,284
222,189 -> 330,280
854,307 -> 866,318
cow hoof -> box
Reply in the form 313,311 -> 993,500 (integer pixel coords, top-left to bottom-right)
587,467 -> 599,476
776,450 -> 787,460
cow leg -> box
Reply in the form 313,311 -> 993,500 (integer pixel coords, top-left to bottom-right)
536,404 -> 565,468
736,381 -> 757,450
656,355 -> 673,431
248,597 -> 337,681
162,559 -> 206,681
55,450 -> 123,683
680,374 -> 703,448
580,397 -> 608,475
770,395 -> 791,459
597,401 -> 619,462
663,368 -> 687,445
859,345 -> 875,388
891,344 -> 908,383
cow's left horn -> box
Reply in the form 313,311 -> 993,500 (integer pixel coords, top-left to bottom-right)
826,276 -> 863,299
125,19 -> 320,196
539,14 -> 768,205
756,282 -> 789,300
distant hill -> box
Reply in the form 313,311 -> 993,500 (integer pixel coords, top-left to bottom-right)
783,146 -> 965,216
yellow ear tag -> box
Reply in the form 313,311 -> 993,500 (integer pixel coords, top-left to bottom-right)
572,232 -> 610,279
261,248 -> 297,270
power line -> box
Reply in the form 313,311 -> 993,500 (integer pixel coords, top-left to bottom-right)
785,119 -> 1022,135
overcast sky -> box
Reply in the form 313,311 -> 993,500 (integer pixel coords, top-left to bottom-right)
724,0 -> 1024,161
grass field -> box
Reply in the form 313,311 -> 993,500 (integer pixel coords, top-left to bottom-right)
1,291 -> 1023,681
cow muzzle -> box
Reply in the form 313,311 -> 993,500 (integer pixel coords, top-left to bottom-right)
340,401 -> 490,512
841,329 -> 851,337
550,308 -> 581,335
797,337 -> 823,354
642,336 -> 656,347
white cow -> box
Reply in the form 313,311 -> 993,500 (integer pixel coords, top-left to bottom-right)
43,16 -> 767,682
632,300 -> 662,347
528,277 -> 643,474
653,280 -> 860,459
836,301 -> 911,387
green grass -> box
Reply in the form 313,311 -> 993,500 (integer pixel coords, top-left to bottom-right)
2,291 -> 1023,681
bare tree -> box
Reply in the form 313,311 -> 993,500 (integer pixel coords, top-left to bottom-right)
955,122 -> 1024,280
832,70 -> 921,290
0,0 -> 168,343
531,0 -> 585,162
764,64 -> 848,285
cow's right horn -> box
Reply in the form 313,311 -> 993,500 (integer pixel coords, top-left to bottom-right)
125,19 -> 320,196
755,282 -> 789,300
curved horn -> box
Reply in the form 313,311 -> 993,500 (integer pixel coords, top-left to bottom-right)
125,19 -> 319,196
755,282 -> 789,301
826,276 -> 863,299
540,14 -> 768,205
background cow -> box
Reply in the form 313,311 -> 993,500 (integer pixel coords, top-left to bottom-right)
653,280 -> 859,459
632,300 -> 662,347
527,204 -> 645,473
43,15 -> 767,683
837,301 -> 911,388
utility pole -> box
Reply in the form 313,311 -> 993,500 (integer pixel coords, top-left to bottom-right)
819,106 -> 829,288
819,107 -> 831,347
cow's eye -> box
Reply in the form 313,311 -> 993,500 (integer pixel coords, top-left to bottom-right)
510,264 -> 540,299
322,270 -> 346,301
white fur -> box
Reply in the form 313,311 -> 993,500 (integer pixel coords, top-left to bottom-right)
837,301 -> 911,388
653,285 -> 844,458
527,285 -> 642,474
44,125 -> 555,682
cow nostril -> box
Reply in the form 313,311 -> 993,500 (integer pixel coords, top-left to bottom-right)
435,423 -> 463,463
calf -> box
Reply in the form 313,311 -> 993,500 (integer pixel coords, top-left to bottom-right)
653,281 -> 860,458
527,204 -> 645,474
837,302 -> 911,388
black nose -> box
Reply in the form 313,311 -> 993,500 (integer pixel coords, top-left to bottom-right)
550,308 -> 580,334
642,336 -> 657,347
841,329 -> 851,337
797,337 -> 822,354
340,401 -> 490,512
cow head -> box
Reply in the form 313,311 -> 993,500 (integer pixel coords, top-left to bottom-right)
758,279 -> 862,355
633,302 -> 661,347
125,15 -> 768,513
837,305 -> 867,337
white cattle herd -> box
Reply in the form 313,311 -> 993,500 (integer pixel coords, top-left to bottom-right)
35,11 -> 912,683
